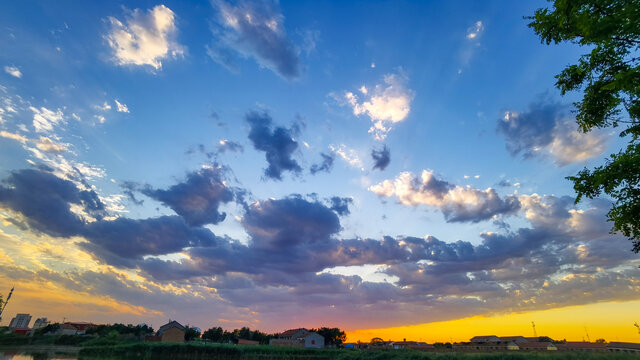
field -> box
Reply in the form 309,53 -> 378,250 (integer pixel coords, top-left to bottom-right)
77,343 -> 640,360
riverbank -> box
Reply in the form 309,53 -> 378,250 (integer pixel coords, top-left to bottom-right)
77,343 -> 640,360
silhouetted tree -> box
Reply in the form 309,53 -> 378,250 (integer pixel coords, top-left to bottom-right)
311,327 -> 346,347
528,0 -> 640,251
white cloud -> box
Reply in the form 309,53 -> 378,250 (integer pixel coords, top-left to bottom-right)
95,115 -> 106,124
0,131 -> 27,143
548,120 -> 607,166
4,66 -> 22,78
105,5 -> 184,70
466,21 -> 484,39
115,99 -> 129,113
35,136 -> 69,154
369,170 -> 520,223
329,144 -> 364,171
30,106 -> 64,133
344,73 -> 413,141
95,101 -> 111,111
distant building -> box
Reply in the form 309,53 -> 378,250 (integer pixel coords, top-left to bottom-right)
157,320 -> 185,342
59,322 -> 96,335
235,339 -> 259,345
518,342 -> 557,351
8,314 -> 31,330
556,342 -> 608,352
392,340 -> 434,351
470,335 -> 500,343
32,318 -> 49,330
607,342 -> 640,353
270,328 -> 324,348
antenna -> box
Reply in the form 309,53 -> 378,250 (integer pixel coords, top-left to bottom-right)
584,327 -> 591,342
0,287 -> 14,322
532,321 -> 537,337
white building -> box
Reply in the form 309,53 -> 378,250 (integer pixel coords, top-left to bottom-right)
9,314 -> 32,329
32,318 -> 49,330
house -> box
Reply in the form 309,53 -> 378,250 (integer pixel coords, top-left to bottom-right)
607,342 -> 640,353
269,328 -> 324,348
499,336 -> 528,343
59,322 -> 96,335
8,314 -> 31,330
392,340 -> 434,351
454,341 -> 518,352
470,335 -> 500,343
518,342 -> 557,351
556,342 -> 608,352
157,320 -> 186,342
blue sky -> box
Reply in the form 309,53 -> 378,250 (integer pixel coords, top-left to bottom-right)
0,0 -> 637,337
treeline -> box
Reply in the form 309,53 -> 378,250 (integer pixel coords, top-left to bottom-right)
200,326 -> 345,347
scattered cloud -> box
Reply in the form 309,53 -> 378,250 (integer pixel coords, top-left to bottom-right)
105,5 -> 184,70
369,170 -> 520,223
371,145 -> 390,171
329,144 -> 364,171
246,111 -> 302,180
217,139 -> 244,153
310,152 -> 335,175
0,131 -> 27,144
30,106 -> 64,133
35,136 -> 69,154
343,73 -> 413,140
4,66 -> 22,78
497,99 -> 608,166
466,21 -> 484,39
139,166 -> 235,227
208,0 -> 301,80
115,100 -> 129,113
327,196 -> 353,216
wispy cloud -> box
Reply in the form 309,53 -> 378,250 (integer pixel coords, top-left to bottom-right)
4,66 -> 22,78
208,0 -> 301,80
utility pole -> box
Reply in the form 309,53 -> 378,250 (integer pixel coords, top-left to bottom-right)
532,322 -> 537,338
0,287 -> 14,323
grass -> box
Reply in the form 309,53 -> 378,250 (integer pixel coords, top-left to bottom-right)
77,343 -> 640,360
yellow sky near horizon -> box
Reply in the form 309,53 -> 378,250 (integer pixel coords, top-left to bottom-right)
347,299 -> 640,344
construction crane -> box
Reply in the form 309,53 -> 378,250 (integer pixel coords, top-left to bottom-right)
532,321 -> 537,337
0,287 -> 14,322
634,322 -> 640,334
584,327 -> 591,342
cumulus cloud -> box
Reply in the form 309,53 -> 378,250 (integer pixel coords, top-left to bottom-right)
497,100 -> 608,166
4,66 -> 22,78
246,111 -> 301,180
1,168 -> 638,329
115,99 -> 129,113
208,0 -> 301,80
371,145 -> 390,171
343,73 -> 413,140
310,152 -> 334,174
105,5 -> 184,70
369,170 -> 520,222
0,169 -> 105,237
30,106 -> 64,133
139,166 -> 235,226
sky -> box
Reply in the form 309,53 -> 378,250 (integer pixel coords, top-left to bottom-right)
0,0 -> 639,343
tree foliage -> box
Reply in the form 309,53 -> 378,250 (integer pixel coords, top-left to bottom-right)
310,327 -> 346,347
201,326 -> 272,345
528,0 -> 640,252
184,326 -> 201,341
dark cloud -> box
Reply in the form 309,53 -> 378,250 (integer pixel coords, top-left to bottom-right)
371,145 -> 390,171
209,0 -> 301,80
327,196 -> 353,216
496,100 -> 560,158
81,215 -> 219,266
310,152 -> 334,174
246,111 -> 302,180
0,168 -> 105,237
141,167 -> 234,226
